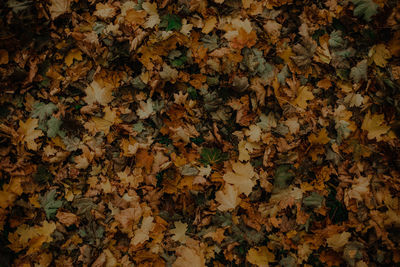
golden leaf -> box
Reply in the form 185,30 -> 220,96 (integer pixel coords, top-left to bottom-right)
246,246 -> 275,267
223,162 -> 256,196
369,44 -> 391,67
291,86 -> 314,109
83,79 -> 114,105
18,118 -> 43,150
170,221 -> 188,243
361,111 -> 390,141
64,48 -> 82,67
215,184 -> 240,211
308,128 -> 330,145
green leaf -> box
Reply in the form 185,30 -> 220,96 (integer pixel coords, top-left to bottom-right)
31,102 -> 58,122
350,59 -> 368,83
133,122 -> 145,133
274,165 -> 294,190
351,0 -> 379,22
329,31 -> 345,49
40,189 -> 63,219
303,192 -> 324,208
162,14 -> 182,31
200,147 -> 228,166
46,116 -> 65,138
171,55 -> 187,68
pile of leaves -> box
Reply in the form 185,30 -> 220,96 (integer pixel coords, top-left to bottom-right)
1,0 -> 400,266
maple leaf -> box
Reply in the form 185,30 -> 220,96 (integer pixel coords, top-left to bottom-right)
170,221 -> 188,243
369,44 -> 391,67
173,240 -> 206,267
291,86 -> 314,109
361,111 -> 390,141
246,246 -> 275,267
132,216 -> 154,246
223,162 -> 256,196
346,176 -> 370,202
18,118 -> 43,150
202,17 -> 218,34
83,80 -> 114,106
350,59 -> 368,83
245,124 -> 262,142
142,2 -> 160,28
49,0 -> 70,20
136,99 -> 154,119
215,184 -> 240,211
8,221 -> 56,254
93,3 -> 116,19
351,0 -> 379,22
200,147 -> 228,166
327,232 -> 351,251
56,211 -> 79,227
65,48 -> 82,67
308,128 -> 330,145
40,189 -> 63,219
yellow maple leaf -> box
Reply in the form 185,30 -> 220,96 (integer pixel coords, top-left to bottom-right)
8,221 -> 56,254
223,162 -> 256,196
326,231 -> 351,251
83,79 -> 114,105
49,0 -> 71,20
202,17 -> 218,34
18,118 -> 43,150
215,184 -> 240,211
291,86 -> 314,109
173,239 -> 206,267
361,111 -> 390,141
170,221 -> 188,243
132,216 -> 154,246
369,44 -> 391,67
246,246 -> 275,267
308,128 -> 330,145
64,48 -> 82,67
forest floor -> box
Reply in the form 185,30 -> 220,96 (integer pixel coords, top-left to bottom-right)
1,0 -> 400,266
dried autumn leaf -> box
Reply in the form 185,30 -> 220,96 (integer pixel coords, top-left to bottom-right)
136,99 -> 154,119
361,111 -> 390,141
170,221 -> 188,243
83,80 -> 114,106
327,231 -> 351,251
49,0 -> 71,20
93,3 -> 116,19
56,211 -> 79,227
202,17 -> 217,34
223,162 -> 256,196
369,44 -> 391,67
291,86 -> 314,109
246,246 -> 275,267
308,128 -> 330,145
215,184 -> 240,211
18,118 -> 43,150
173,241 -> 206,267
8,221 -> 56,254
132,216 -> 154,246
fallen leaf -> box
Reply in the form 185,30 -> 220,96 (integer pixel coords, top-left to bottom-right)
223,162 -> 256,196
361,111 -> 390,141
215,184 -> 240,211
18,118 -> 43,150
